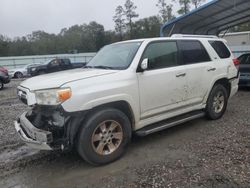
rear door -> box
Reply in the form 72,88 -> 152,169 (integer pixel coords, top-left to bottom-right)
177,40 -> 214,104
61,59 -> 72,70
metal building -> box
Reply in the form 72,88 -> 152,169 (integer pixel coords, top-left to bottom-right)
160,0 -> 250,37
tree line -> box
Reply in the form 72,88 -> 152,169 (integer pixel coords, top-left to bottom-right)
0,0 -> 249,57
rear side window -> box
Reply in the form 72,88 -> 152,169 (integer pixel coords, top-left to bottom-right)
142,41 -> 178,70
178,40 -> 211,64
62,59 -> 71,65
209,41 -> 231,59
239,54 -> 250,65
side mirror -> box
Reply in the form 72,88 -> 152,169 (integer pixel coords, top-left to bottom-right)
141,58 -> 148,71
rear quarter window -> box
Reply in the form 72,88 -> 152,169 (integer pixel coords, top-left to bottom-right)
209,41 -> 231,59
178,40 -> 211,64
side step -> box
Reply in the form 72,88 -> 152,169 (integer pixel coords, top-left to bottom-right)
136,110 -> 205,136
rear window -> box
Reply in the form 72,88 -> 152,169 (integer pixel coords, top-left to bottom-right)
238,54 -> 250,65
178,40 -> 211,64
209,41 -> 231,59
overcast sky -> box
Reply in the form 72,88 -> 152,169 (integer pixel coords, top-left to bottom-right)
0,0 -> 207,38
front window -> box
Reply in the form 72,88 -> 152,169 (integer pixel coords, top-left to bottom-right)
86,42 -> 142,70
142,41 -> 178,70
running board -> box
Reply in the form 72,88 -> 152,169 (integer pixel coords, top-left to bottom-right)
136,110 -> 205,136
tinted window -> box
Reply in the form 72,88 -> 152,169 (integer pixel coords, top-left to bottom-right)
62,59 -> 71,65
142,41 -> 178,70
178,40 -> 211,64
209,41 -> 231,59
239,54 -> 250,65
49,59 -> 60,67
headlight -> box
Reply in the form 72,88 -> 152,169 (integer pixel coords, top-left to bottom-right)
34,88 -> 72,105
31,68 -> 36,71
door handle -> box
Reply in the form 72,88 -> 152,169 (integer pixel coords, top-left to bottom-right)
207,67 -> 216,72
176,73 -> 186,77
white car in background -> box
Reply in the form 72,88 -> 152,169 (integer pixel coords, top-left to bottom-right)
9,63 -> 42,78
15,35 -> 239,165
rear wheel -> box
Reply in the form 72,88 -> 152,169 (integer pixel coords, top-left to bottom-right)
206,84 -> 228,120
0,80 -> 3,90
77,108 -> 132,165
15,72 -> 23,78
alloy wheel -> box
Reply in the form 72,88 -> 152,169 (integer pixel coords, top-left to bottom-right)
91,120 -> 123,155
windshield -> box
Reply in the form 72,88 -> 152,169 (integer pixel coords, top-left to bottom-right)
86,42 -> 142,70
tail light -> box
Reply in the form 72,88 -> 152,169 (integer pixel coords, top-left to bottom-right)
0,67 -> 8,74
233,58 -> 240,66
233,58 -> 240,71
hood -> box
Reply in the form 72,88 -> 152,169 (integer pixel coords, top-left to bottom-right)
20,68 -> 119,91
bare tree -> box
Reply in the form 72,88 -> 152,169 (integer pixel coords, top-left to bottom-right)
156,0 -> 175,23
113,6 -> 126,40
192,0 -> 205,9
124,0 -> 139,38
177,0 -> 191,15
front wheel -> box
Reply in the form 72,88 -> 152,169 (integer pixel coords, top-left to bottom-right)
206,84 -> 228,120
77,108 -> 132,165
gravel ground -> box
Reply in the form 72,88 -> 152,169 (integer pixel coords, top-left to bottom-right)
0,80 -> 26,149
0,79 -> 249,188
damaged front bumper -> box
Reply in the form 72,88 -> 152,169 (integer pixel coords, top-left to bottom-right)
14,105 -> 86,151
14,112 -> 53,150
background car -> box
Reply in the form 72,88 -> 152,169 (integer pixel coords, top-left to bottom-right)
0,66 -> 10,90
8,63 -> 42,78
238,53 -> 250,87
28,58 -> 86,76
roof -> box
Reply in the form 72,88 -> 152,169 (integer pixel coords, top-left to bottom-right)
116,35 -> 225,46
160,0 -> 250,37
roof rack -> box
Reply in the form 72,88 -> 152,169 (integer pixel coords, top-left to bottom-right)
171,34 -> 218,39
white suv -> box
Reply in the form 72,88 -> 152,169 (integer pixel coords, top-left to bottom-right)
15,35 -> 239,165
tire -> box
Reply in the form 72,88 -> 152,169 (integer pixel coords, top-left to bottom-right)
77,108 -> 132,165
206,84 -> 228,120
0,80 -> 3,90
15,72 -> 23,78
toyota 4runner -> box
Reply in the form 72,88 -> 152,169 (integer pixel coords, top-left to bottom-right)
15,35 -> 239,165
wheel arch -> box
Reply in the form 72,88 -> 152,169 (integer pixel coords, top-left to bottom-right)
90,100 -> 136,129
212,78 -> 231,97
68,100 -> 136,147
204,77 -> 231,105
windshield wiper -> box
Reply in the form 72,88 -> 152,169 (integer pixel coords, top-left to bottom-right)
92,65 -> 114,70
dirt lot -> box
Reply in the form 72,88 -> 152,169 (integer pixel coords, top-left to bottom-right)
0,80 -> 249,188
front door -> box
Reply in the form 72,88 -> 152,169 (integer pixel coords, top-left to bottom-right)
47,59 -> 61,73
137,41 -> 188,119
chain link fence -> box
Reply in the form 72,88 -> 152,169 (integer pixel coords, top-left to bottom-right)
0,53 -> 96,69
